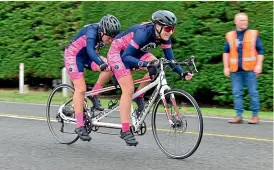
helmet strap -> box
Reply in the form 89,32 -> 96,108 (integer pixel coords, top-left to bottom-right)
154,23 -> 164,39
95,31 -> 104,52
98,31 -> 104,42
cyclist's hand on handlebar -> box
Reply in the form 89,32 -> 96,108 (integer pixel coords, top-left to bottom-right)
99,63 -> 110,72
185,73 -> 194,80
181,72 -> 194,81
147,60 -> 160,79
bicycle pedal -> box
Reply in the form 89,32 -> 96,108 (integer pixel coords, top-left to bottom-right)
134,121 -> 147,136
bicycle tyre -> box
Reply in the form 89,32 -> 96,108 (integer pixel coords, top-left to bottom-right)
46,84 -> 79,145
151,88 -> 203,159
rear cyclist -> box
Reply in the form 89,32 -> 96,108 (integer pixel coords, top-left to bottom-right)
64,14 -> 121,141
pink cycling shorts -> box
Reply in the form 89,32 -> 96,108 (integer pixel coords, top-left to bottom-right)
64,48 -> 101,81
107,39 -> 153,81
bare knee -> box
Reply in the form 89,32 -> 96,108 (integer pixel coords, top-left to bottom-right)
119,77 -> 134,96
73,79 -> 86,95
75,86 -> 86,95
122,84 -> 134,95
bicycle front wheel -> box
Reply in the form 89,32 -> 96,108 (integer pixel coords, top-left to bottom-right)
151,89 -> 203,159
46,84 -> 79,145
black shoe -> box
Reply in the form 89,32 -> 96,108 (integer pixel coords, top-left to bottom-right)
133,97 -> 145,118
75,126 -> 91,141
88,96 -> 104,111
120,129 -> 138,146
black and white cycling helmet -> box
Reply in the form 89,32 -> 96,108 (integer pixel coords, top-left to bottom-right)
151,10 -> 177,26
99,14 -> 121,38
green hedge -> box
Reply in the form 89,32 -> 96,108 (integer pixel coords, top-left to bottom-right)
0,2 -> 272,111
0,2 -> 82,79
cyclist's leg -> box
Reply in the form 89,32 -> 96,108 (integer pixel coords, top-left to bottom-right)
119,75 -> 134,131
137,52 -> 157,91
88,56 -> 113,111
64,50 -> 91,141
113,68 -> 138,146
133,53 -> 157,114
107,40 -> 138,146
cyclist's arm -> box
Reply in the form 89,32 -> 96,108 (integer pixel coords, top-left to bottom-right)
161,39 -> 184,75
86,27 -> 104,66
121,29 -> 149,68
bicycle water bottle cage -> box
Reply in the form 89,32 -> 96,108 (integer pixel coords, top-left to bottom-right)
108,99 -> 119,109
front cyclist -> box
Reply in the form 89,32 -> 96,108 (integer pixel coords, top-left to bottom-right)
107,10 -> 194,146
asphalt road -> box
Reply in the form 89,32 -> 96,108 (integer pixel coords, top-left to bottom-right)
0,101 -> 273,170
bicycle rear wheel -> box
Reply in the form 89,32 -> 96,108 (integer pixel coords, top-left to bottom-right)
46,84 -> 79,145
151,89 -> 203,159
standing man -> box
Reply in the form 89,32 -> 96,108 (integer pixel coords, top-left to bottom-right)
222,12 -> 264,124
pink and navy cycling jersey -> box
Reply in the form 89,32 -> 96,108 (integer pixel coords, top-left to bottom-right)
115,23 -> 183,75
66,23 -> 104,66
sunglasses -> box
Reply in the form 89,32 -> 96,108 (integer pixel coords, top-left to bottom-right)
163,26 -> 175,33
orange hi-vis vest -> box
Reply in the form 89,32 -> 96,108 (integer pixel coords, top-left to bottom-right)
226,30 -> 258,72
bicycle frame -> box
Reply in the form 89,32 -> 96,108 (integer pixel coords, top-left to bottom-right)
48,56 -> 203,159
59,59 -> 178,132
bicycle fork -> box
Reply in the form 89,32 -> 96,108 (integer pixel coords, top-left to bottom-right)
159,87 -> 181,126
